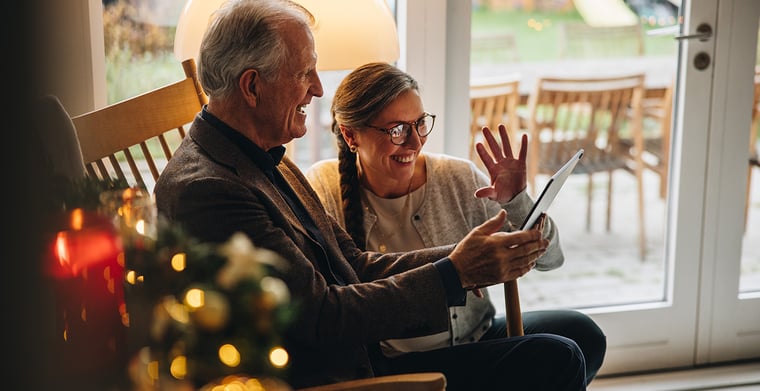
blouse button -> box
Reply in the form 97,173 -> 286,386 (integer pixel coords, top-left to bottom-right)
452,314 -> 458,319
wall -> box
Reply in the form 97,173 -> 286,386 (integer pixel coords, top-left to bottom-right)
32,0 -> 105,116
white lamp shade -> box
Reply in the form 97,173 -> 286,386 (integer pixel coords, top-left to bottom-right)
297,0 -> 400,71
174,0 -> 225,64
173,0 -> 400,72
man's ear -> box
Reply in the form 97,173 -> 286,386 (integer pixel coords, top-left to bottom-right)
239,68 -> 259,106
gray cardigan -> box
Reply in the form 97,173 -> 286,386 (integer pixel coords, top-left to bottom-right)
306,152 -> 564,353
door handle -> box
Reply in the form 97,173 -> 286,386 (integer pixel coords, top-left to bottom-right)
674,23 -> 713,42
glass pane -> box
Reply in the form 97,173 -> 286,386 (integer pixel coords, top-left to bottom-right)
288,70 -> 351,169
471,0 -> 679,311
101,0 -> 366,172
741,31 -> 760,294
287,0 -> 398,170
103,0 -> 185,103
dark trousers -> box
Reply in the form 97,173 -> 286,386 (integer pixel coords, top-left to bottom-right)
494,310 -> 607,384
378,332 -> 587,390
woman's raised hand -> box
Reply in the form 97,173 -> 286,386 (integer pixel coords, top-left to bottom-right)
474,124 -> 528,203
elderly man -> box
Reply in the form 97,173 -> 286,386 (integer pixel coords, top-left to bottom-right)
154,0 -> 587,389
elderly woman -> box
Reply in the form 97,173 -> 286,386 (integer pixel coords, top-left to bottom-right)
306,62 -> 606,384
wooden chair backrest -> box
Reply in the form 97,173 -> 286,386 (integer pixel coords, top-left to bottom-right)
71,58 -> 207,192
525,73 -> 646,189
470,77 -> 521,165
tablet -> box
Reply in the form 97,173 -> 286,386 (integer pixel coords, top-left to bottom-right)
520,149 -> 584,230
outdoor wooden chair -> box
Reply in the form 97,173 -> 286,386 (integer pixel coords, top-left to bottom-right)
526,73 -> 648,260
642,81 -> 673,200
71,58 -> 208,193
620,80 -> 674,200
470,76 -> 522,170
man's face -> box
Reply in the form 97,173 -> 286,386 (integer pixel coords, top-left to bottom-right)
256,20 -> 324,147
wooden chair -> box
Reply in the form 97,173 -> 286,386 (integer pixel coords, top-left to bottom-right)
526,73 -> 648,260
642,82 -> 673,200
470,76 -> 522,170
297,373 -> 446,391
71,58 -> 208,192
620,81 -> 674,200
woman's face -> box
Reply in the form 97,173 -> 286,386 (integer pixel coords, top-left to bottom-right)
350,89 -> 427,196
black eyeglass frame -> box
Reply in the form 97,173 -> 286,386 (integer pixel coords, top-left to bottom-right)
365,113 -> 436,145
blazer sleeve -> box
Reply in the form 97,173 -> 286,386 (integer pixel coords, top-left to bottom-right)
169,170 -> 454,347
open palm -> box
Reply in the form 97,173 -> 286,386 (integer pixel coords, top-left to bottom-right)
474,124 -> 528,204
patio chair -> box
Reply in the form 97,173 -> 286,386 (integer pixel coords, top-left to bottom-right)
470,76 -> 522,170
71,58 -> 208,192
525,73 -> 648,260
620,80 -> 674,200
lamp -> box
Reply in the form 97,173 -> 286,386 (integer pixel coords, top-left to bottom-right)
174,0 -> 400,71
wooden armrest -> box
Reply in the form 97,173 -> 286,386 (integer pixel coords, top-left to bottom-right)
296,372 -> 446,391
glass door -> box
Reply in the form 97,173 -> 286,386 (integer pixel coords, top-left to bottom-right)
693,0 -> 760,364
460,0 -> 760,376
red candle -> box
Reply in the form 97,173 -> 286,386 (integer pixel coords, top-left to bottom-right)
47,207 -> 130,389
49,208 -> 123,278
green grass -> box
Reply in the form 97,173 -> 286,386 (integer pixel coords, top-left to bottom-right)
107,50 -> 182,104
108,7 -> 681,104
471,8 -> 677,63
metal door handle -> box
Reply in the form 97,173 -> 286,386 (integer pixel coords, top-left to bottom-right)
675,23 -> 712,42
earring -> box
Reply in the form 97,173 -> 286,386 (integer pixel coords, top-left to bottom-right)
349,144 -> 358,153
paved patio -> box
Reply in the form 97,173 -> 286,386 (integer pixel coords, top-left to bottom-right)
487,167 -> 760,313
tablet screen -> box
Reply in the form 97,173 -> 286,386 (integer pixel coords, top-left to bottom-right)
520,149 -> 584,230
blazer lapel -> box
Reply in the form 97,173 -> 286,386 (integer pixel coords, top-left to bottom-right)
188,118 -> 310,239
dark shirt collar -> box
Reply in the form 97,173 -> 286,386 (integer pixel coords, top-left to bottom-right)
200,106 -> 286,170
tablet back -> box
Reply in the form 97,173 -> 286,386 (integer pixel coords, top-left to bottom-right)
520,149 -> 584,230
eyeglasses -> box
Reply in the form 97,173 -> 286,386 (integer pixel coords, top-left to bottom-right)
365,113 -> 436,145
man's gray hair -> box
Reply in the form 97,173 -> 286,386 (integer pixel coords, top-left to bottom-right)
198,0 -> 314,99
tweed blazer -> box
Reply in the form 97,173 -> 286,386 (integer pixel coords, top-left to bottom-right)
154,114 -> 455,388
